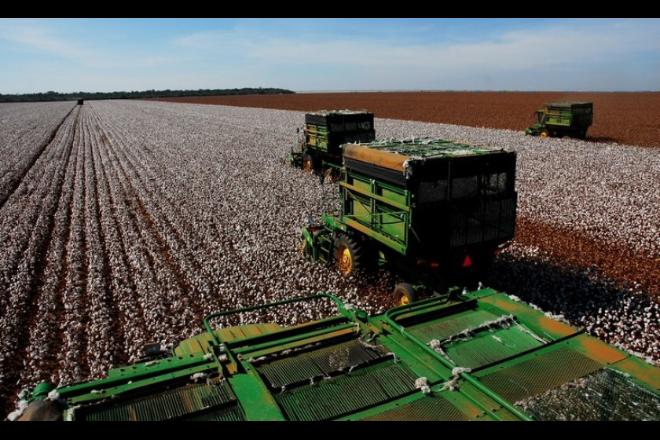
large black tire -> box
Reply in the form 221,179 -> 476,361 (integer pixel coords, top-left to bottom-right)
393,282 -> 416,306
334,234 -> 363,277
299,237 -> 311,257
323,167 -> 341,184
302,153 -> 314,173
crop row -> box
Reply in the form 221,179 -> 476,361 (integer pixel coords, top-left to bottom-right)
0,99 -> 657,415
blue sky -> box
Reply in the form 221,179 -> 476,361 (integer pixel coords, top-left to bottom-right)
0,18 -> 659,93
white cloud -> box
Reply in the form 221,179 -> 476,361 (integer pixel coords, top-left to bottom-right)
1,19 -> 659,92
172,19 -> 660,90
0,20 -> 95,60
0,19 -> 175,71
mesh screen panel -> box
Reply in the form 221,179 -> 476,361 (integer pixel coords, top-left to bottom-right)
517,368 -> 660,421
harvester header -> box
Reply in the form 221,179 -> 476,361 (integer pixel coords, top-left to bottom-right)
16,290 -> 660,421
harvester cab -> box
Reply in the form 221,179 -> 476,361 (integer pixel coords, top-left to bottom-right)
525,102 -> 592,139
289,110 -> 375,180
300,138 -> 517,305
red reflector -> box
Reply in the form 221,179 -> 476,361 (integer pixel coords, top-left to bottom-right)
462,255 -> 473,268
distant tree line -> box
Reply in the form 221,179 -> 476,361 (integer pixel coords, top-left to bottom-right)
0,88 -> 295,103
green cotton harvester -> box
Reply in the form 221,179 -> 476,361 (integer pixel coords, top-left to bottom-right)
300,138 -> 517,305
15,292 -> 660,421
525,102 -> 593,139
289,110 -> 375,178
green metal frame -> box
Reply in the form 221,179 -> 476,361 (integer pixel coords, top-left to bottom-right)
289,111 -> 375,174
24,288 -> 659,421
526,102 -> 593,138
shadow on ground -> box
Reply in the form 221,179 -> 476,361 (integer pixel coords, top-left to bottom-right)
585,136 -> 619,144
483,252 -> 657,362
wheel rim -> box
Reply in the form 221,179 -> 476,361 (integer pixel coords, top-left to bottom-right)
337,245 -> 353,275
397,293 -> 410,306
540,131 -> 548,138
303,158 -> 313,173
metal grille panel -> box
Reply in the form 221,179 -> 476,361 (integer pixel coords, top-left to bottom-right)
257,339 -> 388,389
444,327 -> 542,369
477,348 -> 603,403
182,405 -> 245,421
275,362 -> 418,421
78,380 -> 237,421
362,396 -> 469,421
408,310 -> 499,342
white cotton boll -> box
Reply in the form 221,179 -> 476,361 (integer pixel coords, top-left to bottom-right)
6,399 -> 29,421
190,372 -> 208,382
2,99 -> 658,410
414,377 -> 428,390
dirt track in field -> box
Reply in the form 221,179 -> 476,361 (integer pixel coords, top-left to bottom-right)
154,92 -> 660,148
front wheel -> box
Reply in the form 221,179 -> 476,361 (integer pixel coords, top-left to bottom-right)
334,234 -> 363,277
393,282 -> 416,306
299,238 -> 310,256
323,167 -> 341,184
302,153 -> 314,173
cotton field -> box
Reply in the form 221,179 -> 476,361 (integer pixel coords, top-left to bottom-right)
0,100 -> 658,414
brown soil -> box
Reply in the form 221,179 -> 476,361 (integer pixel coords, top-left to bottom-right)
154,92 -> 660,148
514,217 -> 660,298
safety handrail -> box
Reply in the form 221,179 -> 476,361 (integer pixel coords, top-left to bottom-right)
203,293 -> 349,346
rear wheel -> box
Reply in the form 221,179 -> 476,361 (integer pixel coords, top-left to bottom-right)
323,167 -> 341,184
334,234 -> 362,277
393,283 -> 416,306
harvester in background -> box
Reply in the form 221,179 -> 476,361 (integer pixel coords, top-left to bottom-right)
300,138 -> 517,305
289,110 -> 375,179
15,291 -> 660,421
525,102 -> 593,138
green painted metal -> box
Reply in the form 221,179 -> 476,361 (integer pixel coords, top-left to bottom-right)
301,137 -> 517,295
23,288 -> 659,421
289,110 -> 375,174
526,102 -> 593,138
339,171 -> 411,254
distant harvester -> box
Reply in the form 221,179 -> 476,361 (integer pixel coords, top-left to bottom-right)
526,102 -> 593,139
